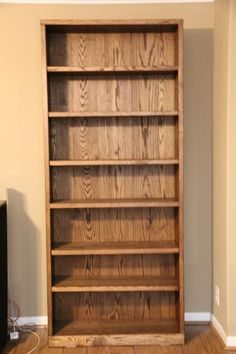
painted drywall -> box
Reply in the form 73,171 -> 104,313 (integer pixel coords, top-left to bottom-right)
0,3 -> 213,317
227,0 -> 236,336
213,0 -> 236,337
213,0 -> 229,333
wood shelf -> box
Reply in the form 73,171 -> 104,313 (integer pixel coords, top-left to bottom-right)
47,65 -> 179,73
50,319 -> 183,346
52,276 -> 179,292
48,111 -> 179,118
50,198 -> 179,209
49,159 -> 179,167
51,241 -> 179,256
53,319 -> 179,336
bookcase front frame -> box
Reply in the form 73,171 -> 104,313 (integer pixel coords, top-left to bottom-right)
41,19 -> 184,347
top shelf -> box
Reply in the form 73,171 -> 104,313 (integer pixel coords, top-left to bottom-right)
47,66 -> 179,73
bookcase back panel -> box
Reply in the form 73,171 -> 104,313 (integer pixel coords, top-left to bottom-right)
47,30 -> 177,67
50,165 -> 177,200
49,117 -> 177,160
53,291 -> 179,322
48,74 -> 177,112
51,208 -> 177,244
53,254 -> 177,278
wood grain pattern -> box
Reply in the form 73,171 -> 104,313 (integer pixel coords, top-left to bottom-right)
177,21 -> 184,335
87,347 -> 110,354
50,160 -> 179,166
63,348 -> 86,354
182,325 -> 208,354
198,325 -> 227,354
52,254 -> 177,278
49,116 -> 177,161
43,20 -> 183,346
5,325 -> 233,353
37,327 -> 63,354
49,333 -> 184,347
53,319 -> 180,336
51,208 -> 177,244
53,292 -> 178,322
47,30 -> 176,68
41,19 -> 181,26
41,23 -> 53,337
50,165 -> 177,201
110,347 -> 135,354
47,66 -> 178,73
52,277 -> 179,292
135,345 -> 183,354
50,199 -> 179,209
49,111 -> 178,117
48,74 -> 177,113
51,241 -> 179,256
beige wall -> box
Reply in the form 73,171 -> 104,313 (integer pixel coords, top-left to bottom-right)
213,0 -> 236,336
227,0 -> 236,335
213,0 -> 229,332
0,3 -> 213,317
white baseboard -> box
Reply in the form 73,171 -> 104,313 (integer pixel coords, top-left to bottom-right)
211,314 -> 227,344
185,312 -> 211,322
226,336 -> 236,348
17,316 -> 48,326
211,314 -> 236,348
17,312 -> 210,326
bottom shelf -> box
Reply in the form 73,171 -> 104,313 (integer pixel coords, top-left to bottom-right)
50,320 -> 184,347
54,319 -> 179,335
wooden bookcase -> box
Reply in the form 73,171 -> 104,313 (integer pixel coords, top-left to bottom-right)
41,19 -> 184,347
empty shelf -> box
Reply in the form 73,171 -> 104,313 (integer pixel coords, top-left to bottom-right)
48,111 -> 179,118
53,319 -> 180,336
51,241 -> 179,256
50,198 -> 179,209
47,65 -> 179,73
52,276 -> 179,292
50,159 -> 179,166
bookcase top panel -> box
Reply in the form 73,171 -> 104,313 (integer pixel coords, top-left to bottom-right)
42,19 -> 182,33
